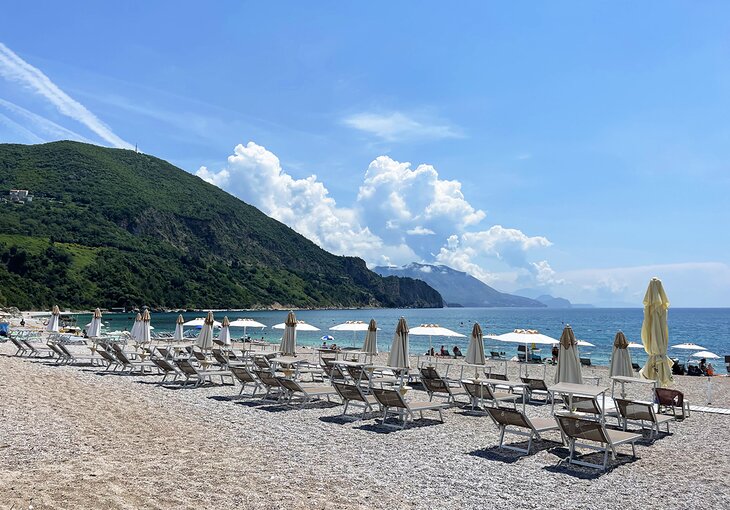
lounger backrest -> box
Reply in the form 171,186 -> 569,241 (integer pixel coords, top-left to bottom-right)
48,342 -> 66,357
212,349 -> 228,365
333,382 -> 366,403
277,378 -> 301,393
192,349 -> 207,361
9,336 -> 25,351
570,396 -> 602,416
20,338 -> 36,351
97,349 -> 116,363
152,358 -> 175,372
157,347 -> 171,359
230,366 -> 256,384
487,372 -> 508,381
175,359 -> 198,376
346,365 -> 370,382
330,365 -> 347,381
556,415 -> 609,444
487,407 -> 531,430
115,349 -> 133,365
422,375 -> 450,394
255,370 -> 281,387
655,388 -> 684,408
372,388 -> 407,409
521,377 -> 547,391
321,357 -> 336,367
420,366 -> 440,380
254,357 -> 272,370
462,381 -> 488,399
57,343 -> 74,357
615,399 -> 655,422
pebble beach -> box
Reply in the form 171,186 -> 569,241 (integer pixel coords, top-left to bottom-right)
1,341 -> 728,510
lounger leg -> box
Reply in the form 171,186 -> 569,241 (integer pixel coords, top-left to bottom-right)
499,426 -> 506,448
603,448 -> 609,470
342,400 -> 350,416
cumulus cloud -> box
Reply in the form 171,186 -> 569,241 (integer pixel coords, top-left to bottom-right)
0,42 -> 132,149
196,141 -> 418,266
198,142 -> 556,290
343,111 -> 462,142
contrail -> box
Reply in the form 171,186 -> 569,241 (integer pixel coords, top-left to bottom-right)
0,42 -> 133,149
0,97 -> 95,144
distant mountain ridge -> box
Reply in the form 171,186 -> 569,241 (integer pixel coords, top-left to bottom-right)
373,263 -> 545,308
0,141 -> 443,310
514,289 -> 593,308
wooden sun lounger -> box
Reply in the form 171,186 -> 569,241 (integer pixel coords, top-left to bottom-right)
556,413 -> 642,470
486,407 -> 559,454
372,388 -> 449,429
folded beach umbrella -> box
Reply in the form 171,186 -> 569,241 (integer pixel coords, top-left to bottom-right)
46,305 -> 60,332
555,325 -> 583,384
609,331 -> 634,378
362,319 -> 378,355
195,311 -> 215,350
639,277 -> 673,387
466,322 -> 486,366
387,317 -> 410,370
130,312 -> 142,340
139,309 -> 152,344
173,314 -> 184,341
87,308 -> 103,337
219,316 -> 231,346
279,311 -> 298,356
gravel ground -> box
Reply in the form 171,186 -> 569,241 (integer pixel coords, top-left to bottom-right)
1,343 -> 728,510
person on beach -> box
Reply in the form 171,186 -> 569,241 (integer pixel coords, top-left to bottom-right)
426,347 -> 435,356
439,345 -> 449,357
452,346 -> 463,358
20,318 -> 25,327
551,345 -> 559,364
699,358 -> 707,375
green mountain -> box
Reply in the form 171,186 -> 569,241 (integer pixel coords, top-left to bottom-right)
0,141 -> 443,310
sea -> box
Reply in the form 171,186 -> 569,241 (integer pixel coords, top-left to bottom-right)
70,307 -> 730,368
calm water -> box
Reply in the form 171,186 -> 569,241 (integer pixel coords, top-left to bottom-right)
72,307 -> 730,367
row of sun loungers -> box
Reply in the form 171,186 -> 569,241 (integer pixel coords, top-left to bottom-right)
6,332 -> 690,471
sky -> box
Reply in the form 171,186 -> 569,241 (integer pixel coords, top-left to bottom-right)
1,1 -> 729,307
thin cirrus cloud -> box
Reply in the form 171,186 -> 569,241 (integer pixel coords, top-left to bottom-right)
0,97 -> 94,144
343,111 -> 463,142
0,42 -> 132,149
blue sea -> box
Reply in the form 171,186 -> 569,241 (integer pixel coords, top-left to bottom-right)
71,307 -> 730,367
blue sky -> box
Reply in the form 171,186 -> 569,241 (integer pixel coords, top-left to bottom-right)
1,1 -> 729,306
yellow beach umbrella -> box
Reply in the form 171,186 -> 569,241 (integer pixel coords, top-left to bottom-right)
639,277 -> 673,387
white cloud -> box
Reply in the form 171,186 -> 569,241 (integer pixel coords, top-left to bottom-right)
0,42 -> 132,149
196,141 -> 418,266
343,111 -> 462,142
406,226 -> 435,236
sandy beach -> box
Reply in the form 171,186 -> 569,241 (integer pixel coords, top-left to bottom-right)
1,341 -> 728,510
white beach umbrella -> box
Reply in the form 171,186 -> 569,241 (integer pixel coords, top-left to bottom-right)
46,305 -> 60,332
219,316 -> 232,346
672,342 -> 707,351
278,311 -> 298,356
130,312 -> 142,340
609,331 -> 634,378
139,309 -> 152,344
87,308 -> 103,337
229,318 -> 266,338
486,329 -> 558,362
690,351 -> 720,360
195,311 -> 215,350
410,323 -> 465,358
555,325 -> 583,384
387,317 -> 410,370
639,277 -> 673,387
273,320 -> 320,331
362,319 -> 378,356
184,317 -> 222,328
330,320 -> 371,347
173,314 -> 184,341
465,323 -> 486,377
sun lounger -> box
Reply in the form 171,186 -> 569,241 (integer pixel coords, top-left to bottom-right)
230,365 -> 262,396
174,359 -> 232,387
419,366 -> 468,404
655,388 -> 690,419
55,343 -> 99,365
254,369 -> 287,400
20,338 -> 55,358
8,335 -> 29,356
113,349 -> 158,373
95,349 -> 121,370
151,358 -> 181,383
520,377 -> 552,403
615,399 -> 674,438
372,388 -> 449,429
332,381 -> 380,419
276,377 -> 338,407
461,380 -> 519,410
555,413 -> 642,470
486,407 -> 559,454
